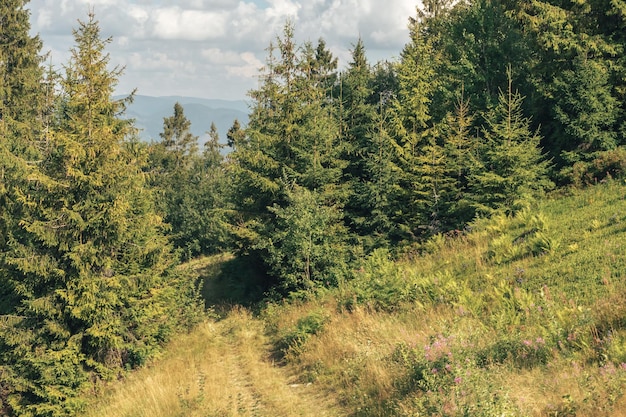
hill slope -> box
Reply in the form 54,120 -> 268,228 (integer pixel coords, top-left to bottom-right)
84,181 -> 626,416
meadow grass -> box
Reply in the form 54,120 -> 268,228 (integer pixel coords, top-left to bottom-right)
84,180 -> 626,416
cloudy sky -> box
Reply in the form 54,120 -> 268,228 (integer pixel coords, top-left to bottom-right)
28,0 -> 418,101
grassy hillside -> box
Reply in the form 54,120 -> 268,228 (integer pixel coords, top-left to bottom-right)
84,181 -> 626,416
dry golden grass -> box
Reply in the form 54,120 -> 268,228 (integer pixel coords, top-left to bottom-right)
85,183 -> 626,416
84,307 -> 342,417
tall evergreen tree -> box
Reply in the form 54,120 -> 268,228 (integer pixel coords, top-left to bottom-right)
469,74 -> 552,215
442,88 -> 478,226
388,10 -> 441,239
0,0 -> 45,130
146,102 -> 199,251
182,122 -> 231,257
441,0 -> 532,114
0,14 -> 200,416
157,102 -> 199,169
554,55 -> 619,169
0,0 -> 46,315
226,118 -> 246,149
147,104 -> 231,258
340,39 -> 399,246
231,23 -> 349,290
514,0 -> 624,176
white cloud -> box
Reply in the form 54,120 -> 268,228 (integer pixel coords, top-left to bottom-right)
265,0 -> 300,19
35,9 -> 53,30
226,52 -> 264,77
28,0 -> 418,99
150,7 -> 228,40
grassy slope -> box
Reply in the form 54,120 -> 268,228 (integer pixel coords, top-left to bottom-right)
85,181 -> 626,416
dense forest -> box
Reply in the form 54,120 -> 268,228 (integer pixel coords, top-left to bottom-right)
1,0 -> 626,415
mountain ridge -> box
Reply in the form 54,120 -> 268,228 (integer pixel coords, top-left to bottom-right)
117,94 -> 249,145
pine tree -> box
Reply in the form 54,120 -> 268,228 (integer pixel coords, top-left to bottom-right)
554,55 -> 619,172
441,0 -> 532,113
412,127 -> 459,234
515,0 -> 624,176
0,0 -> 45,131
469,74 -> 552,215
264,183 -> 349,292
359,94 -> 402,245
388,11 -> 441,239
442,88 -> 478,226
231,23 -> 349,290
0,0 -> 46,301
340,39 -> 399,246
182,122 -> 231,257
226,118 -> 246,149
0,14 -> 200,415
149,103 -> 200,257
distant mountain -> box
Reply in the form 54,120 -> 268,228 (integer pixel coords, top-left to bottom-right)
117,95 -> 250,146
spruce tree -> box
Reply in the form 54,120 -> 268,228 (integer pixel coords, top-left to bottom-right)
469,74 -> 552,215
226,118 -> 246,149
0,0 -> 46,309
231,23 -> 349,290
553,55 -> 619,174
148,103 -> 203,257
184,122 -> 231,256
442,89 -> 478,226
158,102 -> 199,168
388,12 -> 440,239
0,14 -> 200,416
0,0 -> 45,130
515,0 -> 624,176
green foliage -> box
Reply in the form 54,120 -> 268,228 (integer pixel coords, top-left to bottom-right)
389,336 -> 523,417
469,74 -> 552,215
148,107 -> 231,259
261,184 -> 350,292
231,22 -> 349,292
339,39 -> 402,247
515,0 -> 625,173
571,146 -> 626,186
340,248 -> 466,312
0,13 -> 202,416
275,310 -> 328,358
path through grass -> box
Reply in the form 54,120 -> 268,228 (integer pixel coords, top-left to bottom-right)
84,307 -> 341,417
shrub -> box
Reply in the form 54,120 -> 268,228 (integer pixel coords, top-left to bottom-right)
475,336 -> 551,369
275,310 -> 328,358
571,147 -> 626,186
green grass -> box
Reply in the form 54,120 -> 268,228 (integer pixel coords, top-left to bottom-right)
85,181 -> 626,416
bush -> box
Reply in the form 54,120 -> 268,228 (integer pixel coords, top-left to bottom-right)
275,311 -> 328,358
571,147 -> 626,186
475,336 -> 551,369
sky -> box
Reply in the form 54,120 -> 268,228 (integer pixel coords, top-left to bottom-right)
27,0 -> 419,101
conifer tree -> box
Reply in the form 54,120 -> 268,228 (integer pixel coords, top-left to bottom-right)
0,0 -> 46,315
441,0 -> 531,113
0,14 -> 200,415
264,183 -> 349,292
388,11 -> 440,239
226,118 -> 246,149
231,23 -> 349,290
181,122 -> 231,257
442,89 -> 478,226
0,0 -> 45,131
340,39 -> 399,245
515,0 -> 624,175
157,102 -> 199,169
147,104 -> 231,258
553,55 -> 619,172
149,103 -> 200,256
469,74 -> 552,215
